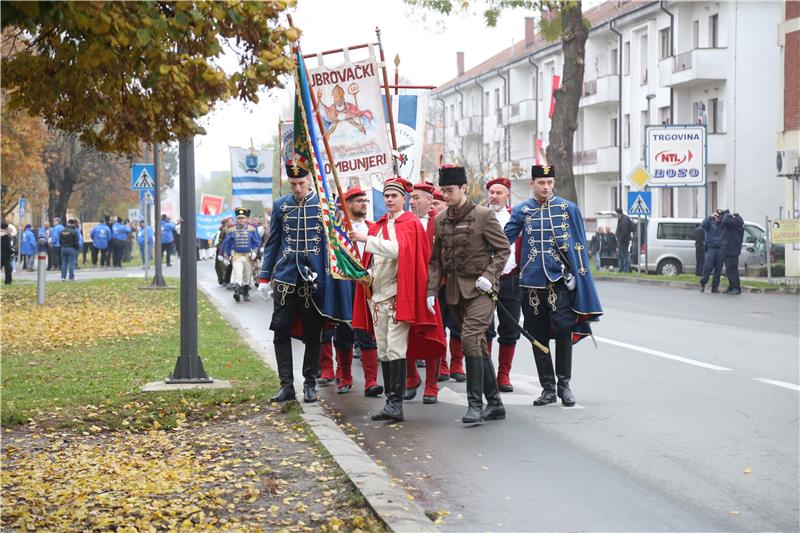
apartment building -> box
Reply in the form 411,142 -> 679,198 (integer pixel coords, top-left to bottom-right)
427,0 -> 784,225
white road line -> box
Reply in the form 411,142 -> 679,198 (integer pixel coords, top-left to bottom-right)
752,378 -> 800,392
594,336 -> 733,371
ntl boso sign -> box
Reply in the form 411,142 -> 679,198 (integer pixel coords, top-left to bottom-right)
644,125 -> 706,187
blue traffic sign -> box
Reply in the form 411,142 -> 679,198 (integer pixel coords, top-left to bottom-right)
131,164 -> 155,190
18,197 -> 26,217
140,189 -> 155,205
627,191 -> 652,216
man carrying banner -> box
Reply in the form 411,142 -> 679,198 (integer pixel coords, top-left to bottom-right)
503,165 -> 603,407
484,177 -> 522,393
350,178 -> 446,422
258,163 -> 353,403
318,186 -> 384,397
404,181 -> 443,403
427,165 -> 509,425
223,208 -> 260,303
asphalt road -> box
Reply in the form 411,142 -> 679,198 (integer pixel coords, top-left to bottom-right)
24,262 -> 798,531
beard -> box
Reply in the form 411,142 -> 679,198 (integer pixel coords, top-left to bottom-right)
489,202 -> 504,212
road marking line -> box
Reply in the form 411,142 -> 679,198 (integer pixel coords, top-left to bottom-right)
594,336 -> 733,371
753,378 -> 800,392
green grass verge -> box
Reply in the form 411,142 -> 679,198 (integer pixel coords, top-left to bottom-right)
591,267 -> 784,289
1,278 -> 278,430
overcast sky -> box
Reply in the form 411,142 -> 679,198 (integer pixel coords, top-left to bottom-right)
189,0 -> 535,182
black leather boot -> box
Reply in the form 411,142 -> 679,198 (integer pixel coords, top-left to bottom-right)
481,358 -> 505,421
533,346 -> 557,406
270,342 -> 296,402
302,343 -> 321,403
242,284 -> 250,302
462,356 -> 484,424
372,361 -> 404,421
233,283 -> 241,302
555,334 -> 575,407
388,359 -> 406,420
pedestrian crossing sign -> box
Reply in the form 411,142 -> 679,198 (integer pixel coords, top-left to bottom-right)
627,191 -> 652,216
131,164 -> 155,190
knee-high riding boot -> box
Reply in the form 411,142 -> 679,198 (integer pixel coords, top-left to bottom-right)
270,342 -> 296,402
302,343 -> 321,403
481,357 -> 505,420
533,345 -> 557,406
555,334 -> 575,407
462,356 -> 484,424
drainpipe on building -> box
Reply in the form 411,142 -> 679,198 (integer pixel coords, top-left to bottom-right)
497,68 -> 510,174
435,95 -> 446,165
610,19 -> 623,211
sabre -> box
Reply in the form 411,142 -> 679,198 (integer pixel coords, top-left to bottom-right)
485,289 -> 550,354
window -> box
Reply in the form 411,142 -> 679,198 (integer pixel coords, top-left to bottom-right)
693,101 -> 707,125
709,14 -> 719,48
610,118 -> 618,146
639,35 -> 648,85
660,189 -> 674,218
610,48 -> 618,75
692,21 -> 700,49
659,28 -> 671,59
484,91 -> 489,113
710,181 -> 718,212
659,106 -> 671,125
709,97 -> 724,133
623,114 -> 630,147
657,222 -> 695,240
623,41 -> 630,75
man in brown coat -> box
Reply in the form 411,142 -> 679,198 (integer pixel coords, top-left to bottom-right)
427,165 -> 510,424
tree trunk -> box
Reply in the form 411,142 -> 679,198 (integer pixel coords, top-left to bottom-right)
546,0 -> 588,205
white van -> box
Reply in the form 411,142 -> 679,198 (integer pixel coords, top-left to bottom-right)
640,217 -> 765,275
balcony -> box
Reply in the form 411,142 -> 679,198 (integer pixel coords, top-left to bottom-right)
580,74 -> 620,108
573,145 -> 619,175
506,99 -> 537,125
455,116 -> 482,137
707,132 -> 727,166
658,48 -> 727,88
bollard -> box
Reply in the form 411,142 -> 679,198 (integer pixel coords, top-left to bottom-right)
37,251 -> 47,304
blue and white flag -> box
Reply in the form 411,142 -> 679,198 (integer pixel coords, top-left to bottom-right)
230,147 -> 274,207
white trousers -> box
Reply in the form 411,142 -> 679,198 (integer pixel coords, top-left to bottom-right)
369,299 -> 409,362
231,254 -> 253,286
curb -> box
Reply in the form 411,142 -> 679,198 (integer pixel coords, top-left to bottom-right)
594,275 -> 800,295
199,285 -> 438,533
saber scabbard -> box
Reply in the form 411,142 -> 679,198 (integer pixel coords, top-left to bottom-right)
486,289 -> 550,354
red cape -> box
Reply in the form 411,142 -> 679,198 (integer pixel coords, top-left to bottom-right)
352,211 -> 446,360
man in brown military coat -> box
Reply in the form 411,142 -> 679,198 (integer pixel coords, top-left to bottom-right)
426,165 -> 510,425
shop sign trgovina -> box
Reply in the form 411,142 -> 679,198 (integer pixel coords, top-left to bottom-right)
644,125 -> 706,187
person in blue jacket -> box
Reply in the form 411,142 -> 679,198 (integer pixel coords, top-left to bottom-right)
699,209 -> 726,292
504,164 -> 603,408
90,219 -> 111,267
49,217 -> 64,271
721,211 -> 745,295
136,220 -> 154,266
160,215 -> 176,267
110,216 -> 131,268
20,224 -> 37,271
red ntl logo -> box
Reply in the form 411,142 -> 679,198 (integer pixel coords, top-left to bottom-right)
655,149 -> 694,165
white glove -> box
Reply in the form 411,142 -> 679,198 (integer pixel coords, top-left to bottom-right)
426,296 -> 436,315
223,257 -> 230,266
475,276 -> 492,293
217,255 -> 224,262
258,282 -> 272,301
250,251 -> 257,261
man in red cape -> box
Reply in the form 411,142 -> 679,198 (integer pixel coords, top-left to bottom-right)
350,177 -> 446,422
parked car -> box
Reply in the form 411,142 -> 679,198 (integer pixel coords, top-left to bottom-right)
640,217 -> 765,275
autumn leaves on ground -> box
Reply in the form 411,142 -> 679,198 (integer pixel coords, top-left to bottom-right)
1,279 -> 384,531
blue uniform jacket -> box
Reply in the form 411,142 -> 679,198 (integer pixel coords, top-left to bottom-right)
50,224 -> 64,246
160,221 -> 176,243
136,227 -> 154,246
222,225 -> 260,255
721,213 -> 744,256
259,191 -> 352,323
505,195 -> 603,341
91,224 -> 111,249
701,216 -> 724,249
112,223 -> 131,241
20,229 -> 37,255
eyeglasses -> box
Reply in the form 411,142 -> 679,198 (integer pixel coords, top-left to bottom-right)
351,198 -> 370,204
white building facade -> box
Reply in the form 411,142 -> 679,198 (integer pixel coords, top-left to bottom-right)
430,0 -> 784,226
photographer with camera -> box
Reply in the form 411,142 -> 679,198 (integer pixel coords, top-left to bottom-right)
699,209 -> 727,293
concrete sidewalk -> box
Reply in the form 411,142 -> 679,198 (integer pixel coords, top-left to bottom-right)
196,268 -> 437,533
593,273 -> 800,294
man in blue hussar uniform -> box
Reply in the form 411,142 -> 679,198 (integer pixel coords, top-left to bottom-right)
504,164 -> 603,407
223,207 -> 261,303
257,162 -> 353,403
90,219 -> 112,267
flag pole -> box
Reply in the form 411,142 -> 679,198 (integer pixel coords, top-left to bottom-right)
287,16 -> 357,253
376,27 -> 399,165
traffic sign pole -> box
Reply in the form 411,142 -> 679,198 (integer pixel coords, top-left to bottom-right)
150,144 -> 167,288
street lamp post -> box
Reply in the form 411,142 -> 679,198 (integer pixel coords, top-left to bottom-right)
641,93 -> 656,272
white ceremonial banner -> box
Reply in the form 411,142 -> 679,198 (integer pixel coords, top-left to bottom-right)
390,93 -> 427,183
230,147 -> 274,207
308,49 -> 393,194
